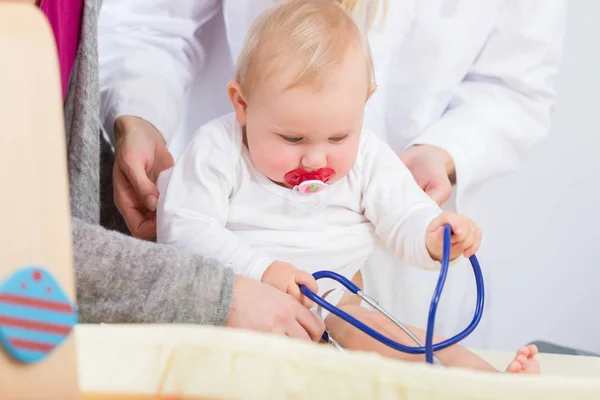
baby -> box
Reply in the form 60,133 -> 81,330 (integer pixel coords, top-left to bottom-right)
157,0 -> 538,374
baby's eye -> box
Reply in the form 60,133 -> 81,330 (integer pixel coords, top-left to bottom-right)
329,135 -> 348,143
281,135 -> 303,143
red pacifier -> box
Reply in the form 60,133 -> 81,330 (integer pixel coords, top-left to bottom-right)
284,168 -> 335,194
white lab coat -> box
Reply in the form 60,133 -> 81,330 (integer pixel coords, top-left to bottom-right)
99,0 -> 566,348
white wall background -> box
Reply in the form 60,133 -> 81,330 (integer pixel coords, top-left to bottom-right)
484,1 -> 600,353
172,2 -> 600,353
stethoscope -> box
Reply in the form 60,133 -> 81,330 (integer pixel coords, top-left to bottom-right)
299,224 -> 485,365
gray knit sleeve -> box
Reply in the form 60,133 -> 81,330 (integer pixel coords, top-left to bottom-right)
72,217 -> 234,325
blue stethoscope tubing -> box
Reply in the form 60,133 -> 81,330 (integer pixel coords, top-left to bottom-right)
299,224 -> 485,364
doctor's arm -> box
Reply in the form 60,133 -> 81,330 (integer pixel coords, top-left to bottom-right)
407,1 -> 566,199
98,0 -> 221,238
99,0 -> 220,143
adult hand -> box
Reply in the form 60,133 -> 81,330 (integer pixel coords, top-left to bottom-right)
399,144 -> 456,206
113,116 -> 174,239
226,275 -> 325,342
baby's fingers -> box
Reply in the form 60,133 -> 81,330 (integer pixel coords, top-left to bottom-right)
463,228 -> 482,258
294,270 -> 318,309
450,222 -> 470,243
431,212 -> 465,239
457,228 -> 475,250
295,270 -> 318,293
287,283 -> 313,309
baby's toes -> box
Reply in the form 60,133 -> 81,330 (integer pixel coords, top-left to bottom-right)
517,354 -> 529,366
517,346 -> 530,357
506,360 -> 522,373
524,356 -> 541,374
527,344 -> 539,357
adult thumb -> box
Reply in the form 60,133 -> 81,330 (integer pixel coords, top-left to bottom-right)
122,160 -> 159,211
425,181 -> 451,206
398,151 -> 414,166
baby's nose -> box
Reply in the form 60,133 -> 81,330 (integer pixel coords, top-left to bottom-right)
300,152 -> 327,170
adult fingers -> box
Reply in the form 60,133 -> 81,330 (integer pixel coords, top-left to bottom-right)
293,301 -> 326,342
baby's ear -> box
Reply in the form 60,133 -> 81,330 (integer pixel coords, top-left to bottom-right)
227,80 -> 248,125
366,82 -> 377,102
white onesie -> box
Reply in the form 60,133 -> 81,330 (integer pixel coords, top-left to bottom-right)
157,113 -> 444,300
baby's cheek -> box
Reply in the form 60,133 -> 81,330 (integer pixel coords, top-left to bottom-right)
253,144 -> 298,182
266,158 -> 295,180
330,146 -> 358,178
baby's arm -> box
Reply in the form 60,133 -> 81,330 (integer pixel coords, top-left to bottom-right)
360,131 -> 444,269
156,123 -> 272,281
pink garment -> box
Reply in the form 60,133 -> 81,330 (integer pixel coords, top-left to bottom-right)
40,0 -> 83,101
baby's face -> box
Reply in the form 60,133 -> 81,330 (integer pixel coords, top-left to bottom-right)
242,50 -> 371,188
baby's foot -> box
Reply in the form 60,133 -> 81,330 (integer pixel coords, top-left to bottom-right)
506,344 -> 540,374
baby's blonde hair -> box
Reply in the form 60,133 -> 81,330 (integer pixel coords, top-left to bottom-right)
338,0 -> 388,29
234,0 -> 376,100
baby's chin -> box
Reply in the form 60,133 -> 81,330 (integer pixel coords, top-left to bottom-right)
276,176 -> 344,189
267,176 -> 293,189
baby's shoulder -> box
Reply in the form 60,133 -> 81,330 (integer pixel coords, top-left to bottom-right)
188,113 -> 243,161
354,127 -> 380,170
158,113 -> 243,193
351,126 -> 409,188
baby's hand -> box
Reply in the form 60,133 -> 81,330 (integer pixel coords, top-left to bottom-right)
426,212 -> 482,261
261,261 -> 318,309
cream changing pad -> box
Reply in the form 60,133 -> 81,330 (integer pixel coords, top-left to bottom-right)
77,324 -> 600,400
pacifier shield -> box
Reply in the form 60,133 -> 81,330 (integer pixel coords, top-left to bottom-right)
0,266 -> 78,364
298,180 -> 326,194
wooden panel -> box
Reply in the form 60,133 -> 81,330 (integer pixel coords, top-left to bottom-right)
0,3 -> 79,399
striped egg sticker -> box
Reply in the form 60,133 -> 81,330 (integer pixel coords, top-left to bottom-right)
0,266 -> 78,364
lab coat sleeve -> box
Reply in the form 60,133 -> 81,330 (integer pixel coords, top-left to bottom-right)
360,131 -> 444,270
410,1 -> 566,194
156,123 -> 274,281
98,0 -> 220,144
